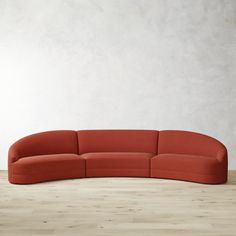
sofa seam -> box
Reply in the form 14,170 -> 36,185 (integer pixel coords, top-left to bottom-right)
157,130 -> 160,155
86,168 -> 149,170
76,131 -> 80,155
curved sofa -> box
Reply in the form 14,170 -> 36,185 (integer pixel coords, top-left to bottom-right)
8,130 -> 228,184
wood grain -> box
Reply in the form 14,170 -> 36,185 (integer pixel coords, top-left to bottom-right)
0,170 -> 236,236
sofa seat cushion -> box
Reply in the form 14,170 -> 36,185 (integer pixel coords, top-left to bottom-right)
151,154 -> 226,184
81,152 -> 155,177
11,154 -> 85,184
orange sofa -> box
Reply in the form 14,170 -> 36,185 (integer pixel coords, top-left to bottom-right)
8,130 -> 228,184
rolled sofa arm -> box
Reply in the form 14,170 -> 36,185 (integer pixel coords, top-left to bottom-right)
8,143 -> 21,163
216,146 -> 228,163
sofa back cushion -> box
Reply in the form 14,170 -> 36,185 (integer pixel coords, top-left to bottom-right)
78,130 -> 158,154
9,130 -> 78,161
158,130 -> 224,157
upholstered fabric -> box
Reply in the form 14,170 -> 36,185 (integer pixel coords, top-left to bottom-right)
8,129 -> 228,184
10,154 -> 85,184
78,130 -> 158,154
158,130 -> 226,158
81,152 -> 154,177
8,130 -> 78,163
151,153 -> 227,184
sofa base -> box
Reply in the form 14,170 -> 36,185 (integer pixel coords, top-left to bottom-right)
86,168 -> 150,178
151,169 -> 227,184
9,170 -> 85,184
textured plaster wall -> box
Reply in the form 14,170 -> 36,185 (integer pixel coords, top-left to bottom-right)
0,0 -> 235,170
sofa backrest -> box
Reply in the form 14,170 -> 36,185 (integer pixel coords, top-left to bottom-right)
158,130 -> 225,157
78,130 -> 158,154
9,130 -> 78,161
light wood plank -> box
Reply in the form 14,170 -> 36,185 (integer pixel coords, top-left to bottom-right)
0,171 -> 236,236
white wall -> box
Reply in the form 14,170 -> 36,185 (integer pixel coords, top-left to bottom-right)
0,0 -> 235,170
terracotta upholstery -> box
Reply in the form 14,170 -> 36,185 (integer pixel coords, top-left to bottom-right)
158,130 -> 226,158
8,130 -> 228,184
151,130 -> 228,184
81,152 -> 154,177
151,154 -> 227,184
8,130 -> 78,163
11,154 -> 85,184
78,130 -> 158,154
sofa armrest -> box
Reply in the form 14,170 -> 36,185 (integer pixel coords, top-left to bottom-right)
8,143 -> 21,163
216,146 -> 228,163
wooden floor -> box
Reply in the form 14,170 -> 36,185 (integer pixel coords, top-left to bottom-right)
0,171 -> 236,236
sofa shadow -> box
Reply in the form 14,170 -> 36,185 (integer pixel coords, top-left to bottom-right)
9,175 -> 232,186
226,171 -> 236,185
